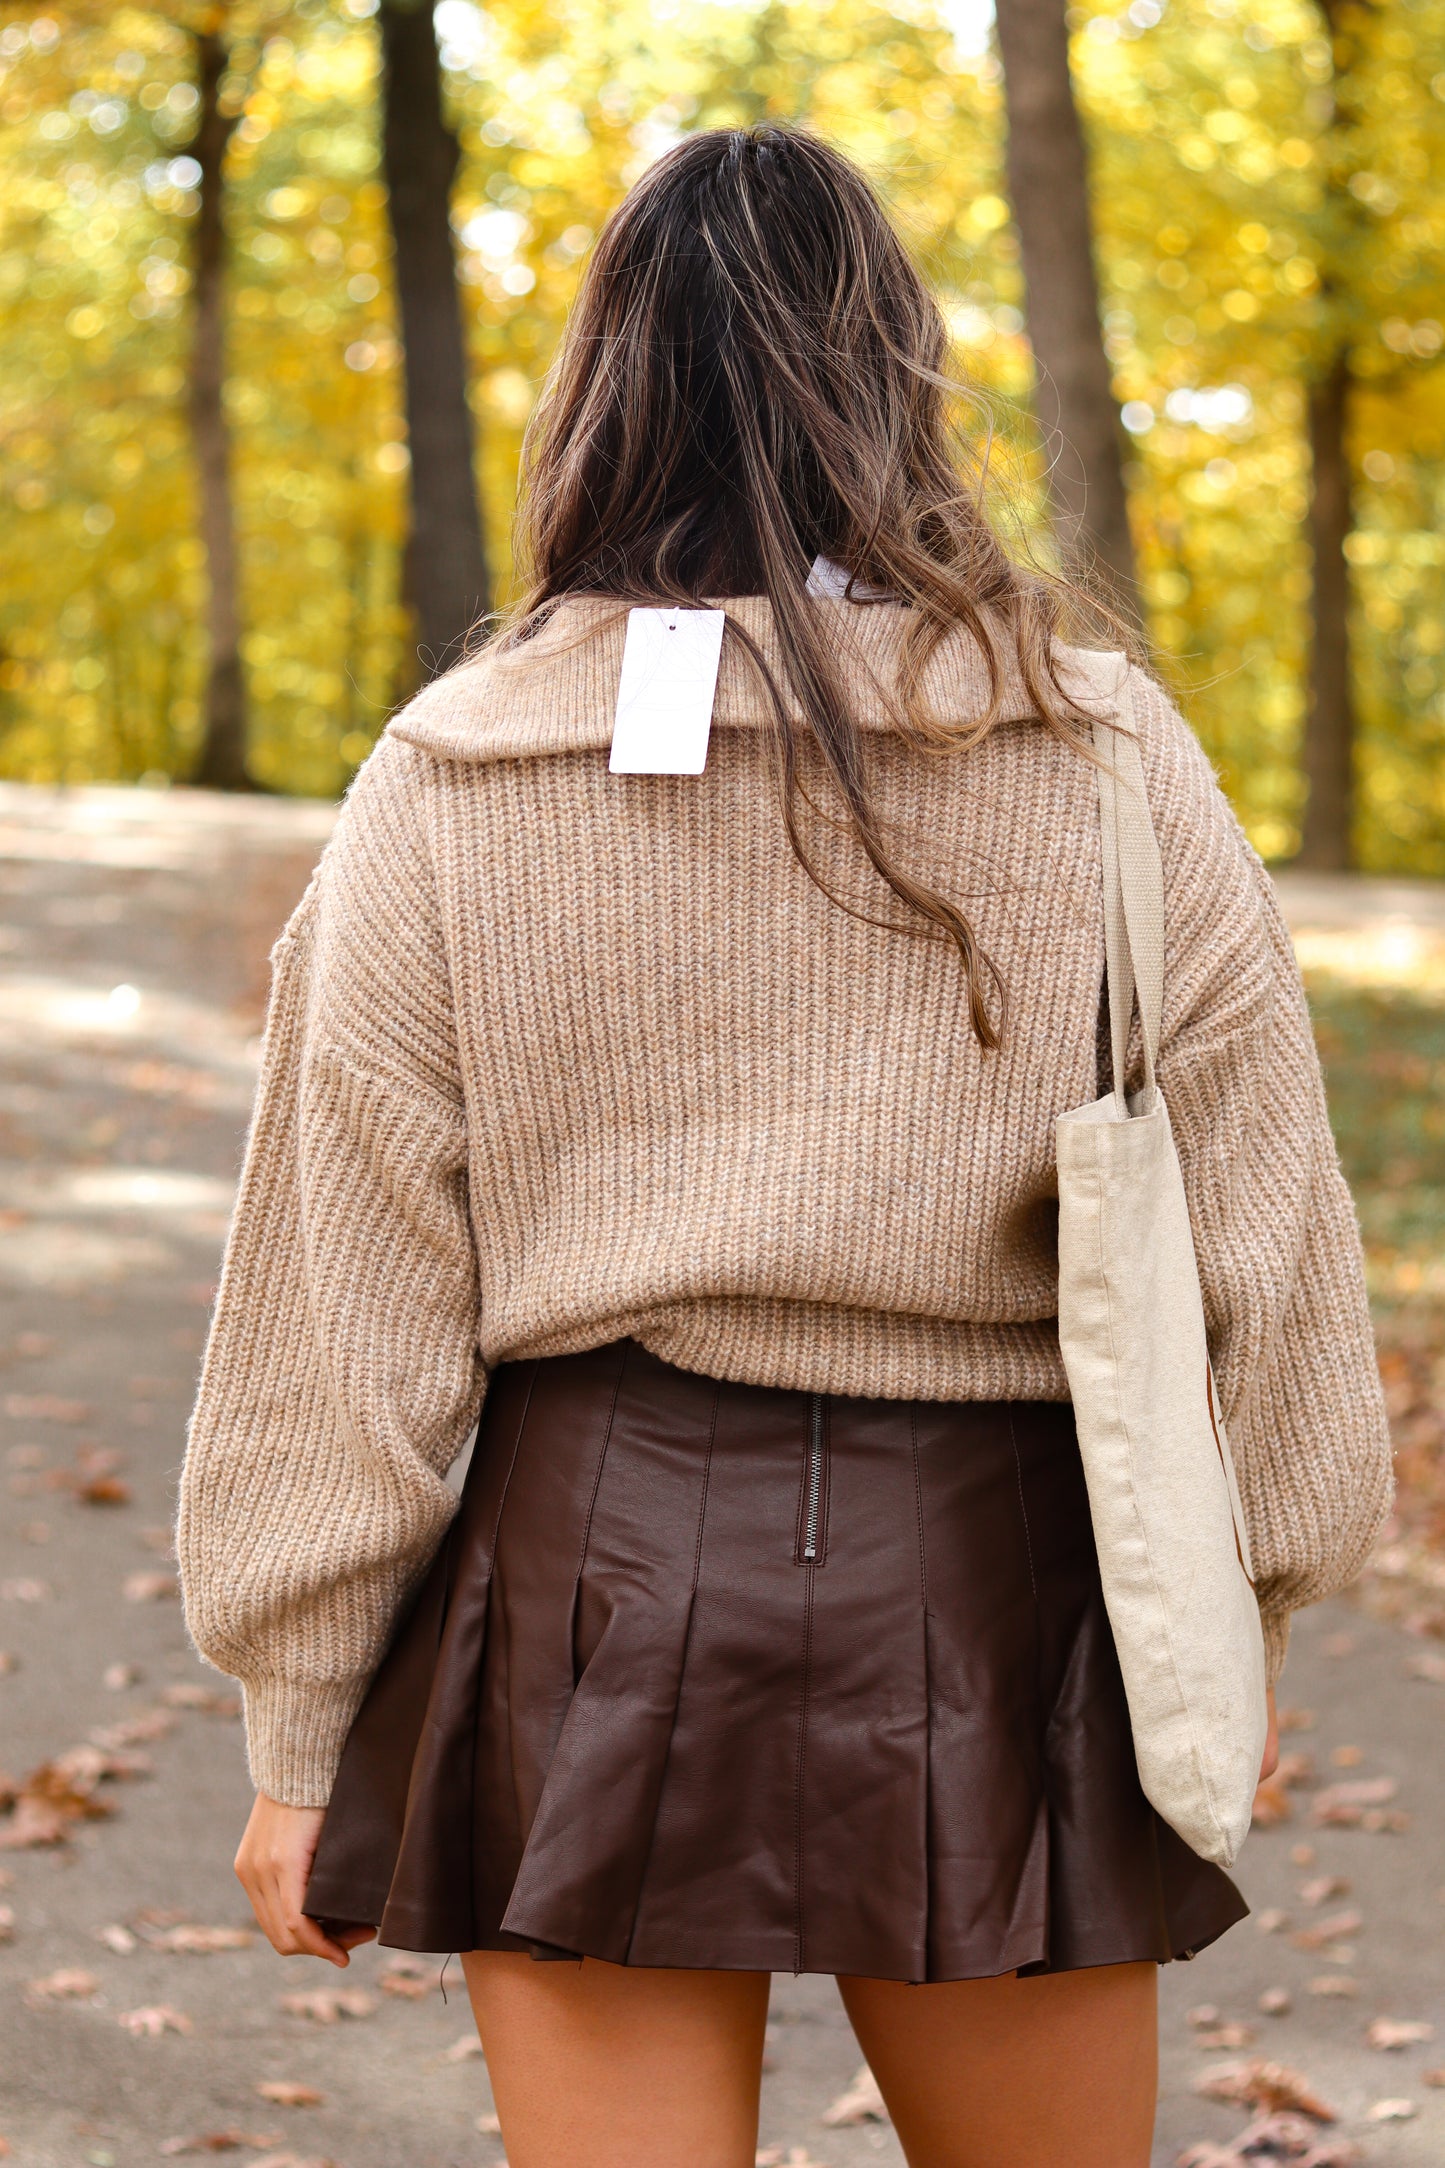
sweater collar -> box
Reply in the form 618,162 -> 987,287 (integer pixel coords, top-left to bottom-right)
387,594 -> 1068,766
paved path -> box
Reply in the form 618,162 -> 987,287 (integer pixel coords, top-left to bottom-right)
1,786 -> 1442,2168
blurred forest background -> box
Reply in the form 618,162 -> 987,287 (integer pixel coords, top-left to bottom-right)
0,0 -> 1443,867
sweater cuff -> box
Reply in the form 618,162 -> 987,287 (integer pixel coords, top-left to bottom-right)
241,1674 -> 367,1809
1260,1608 -> 1291,1692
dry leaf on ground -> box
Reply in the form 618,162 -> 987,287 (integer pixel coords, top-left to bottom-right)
1259,1989 -> 1293,2017
278,1987 -> 375,2023
1308,1976 -> 1361,1998
159,2133 -> 281,2155
1407,1652 -> 1445,1684
144,1924 -> 254,1955
247,2156 -> 341,2168
1366,2018 -> 1434,2050
102,1663 -> 140,1690
756,2152 -> 831,2167
1310,1777 -> 1401,1829
1298,1876 -> 1351,1907
1255,1909 -> 1291,1935
122,1571 -> 178,1603
379,1958 -> 433,1999
1179,2113 -> 1360,2165
442,2035 -> 483,2062
1195,2024 -> 1258,2050
26,1967 -> 99,2001
161,1684 -> 240,1715
95,1923 -> 137,1954
1193,2060 -> 1337,2121
117,2004 -> 194,2037
477,2113 -> 502,2134
1366,2098 -> 1418,2121
256,2084 -> 324,2109
820,2064 -> 888,2125
1290,1909 -> 1364,1949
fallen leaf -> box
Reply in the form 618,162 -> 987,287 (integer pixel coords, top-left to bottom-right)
1308,1976 -> 1361,1998
78,1476 -> 131,1506
3,1393 -> 90,1423
1329,1745 -> 1364,1768
1195,2024 -> 1258,2050
1,1578 -> 51,1603
1179,2114 -> 1361,2165
255,2084 -> 324,2109
1255,1909 -> 1291,1935
0,1905 -> 13,1943
122,1572 -> 178,1604
27,1966 -> 99,2001
95,1924 -> 137,1955
1259,1988 -> 1293,2017
102,1664 -> 141,1691
1289,1844 -> 1317,1867
1192,2059 -> 1337,2121
91,1711 -> 173,1749
246,2158 -> 340,2168
1407,1652 -> 1445,1684
1322,1633 -> 1355,1658
820,2063 -> 888,2125
1289,1908 -> 1364,1950
379,1957 -> 433,1999
442,2035 -> 483,2062
1298,1876 -> 1351,1907
1366,2099 -> 1417,2121
277,1987 -> 374,2024
1251,1774 -> 1295,1827
246,2156 -> 341,2168
476,2114 -> 501,2134
1366,2018 -> 1434,2050
1311,1777 -> 1398,1828
1277,1707 -> 1316,1732
117,2005 -> 194,2037
161,1684 -> 240,1716
756,2153 -> 831,2168
0,1652 -> 16,1677
1187,2005 -> 1221,2029
144,1924 -> 253,1955
159,2134 -> 281,2156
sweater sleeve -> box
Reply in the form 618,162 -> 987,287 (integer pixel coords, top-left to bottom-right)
1129,670 -> 1394,1687
177,735 -> 483,1806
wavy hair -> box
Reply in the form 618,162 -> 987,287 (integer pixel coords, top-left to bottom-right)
505,126 -> 1133,1046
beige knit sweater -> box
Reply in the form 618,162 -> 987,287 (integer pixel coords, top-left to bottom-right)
178,598 -> 1393,1806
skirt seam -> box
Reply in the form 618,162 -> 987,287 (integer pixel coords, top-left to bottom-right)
793,1562 -> 815,1976
573,1341 -> 629,1585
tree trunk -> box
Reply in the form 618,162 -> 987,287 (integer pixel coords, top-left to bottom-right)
1297,353 -> 1356,869
188,27 -> 250,790
379,0 -> 489,674
993,0 -> 1139,618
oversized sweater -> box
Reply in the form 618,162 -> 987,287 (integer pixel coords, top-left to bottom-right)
178,597 -> 1394,1806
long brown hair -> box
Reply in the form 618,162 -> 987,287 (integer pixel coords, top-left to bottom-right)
506,126 -> 1131,1046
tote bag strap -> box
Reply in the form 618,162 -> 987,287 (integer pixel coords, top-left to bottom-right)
1075,653 -> 1165,1110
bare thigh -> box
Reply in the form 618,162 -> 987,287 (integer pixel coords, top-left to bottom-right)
838,1961 -> 1159,2168
461,1950 -> 771,2168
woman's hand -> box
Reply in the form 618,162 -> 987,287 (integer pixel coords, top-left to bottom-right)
235,1792 -> 377,1966
1259,1687 -> 1279,1784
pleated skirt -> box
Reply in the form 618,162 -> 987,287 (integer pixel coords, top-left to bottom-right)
304,1337 -> 1246,1980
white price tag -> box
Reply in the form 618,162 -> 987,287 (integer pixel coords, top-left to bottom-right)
609,607 -> 726,775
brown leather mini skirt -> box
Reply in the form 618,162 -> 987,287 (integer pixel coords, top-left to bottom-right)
305,1338 -> 1246,1979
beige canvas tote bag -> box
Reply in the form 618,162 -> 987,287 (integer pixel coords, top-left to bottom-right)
1056,653 -> 1268,1867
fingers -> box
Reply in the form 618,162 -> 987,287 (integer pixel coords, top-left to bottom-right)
234,1794 -> 356,1965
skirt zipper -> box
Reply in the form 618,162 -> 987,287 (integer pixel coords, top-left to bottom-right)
801,1395 -> 825,1563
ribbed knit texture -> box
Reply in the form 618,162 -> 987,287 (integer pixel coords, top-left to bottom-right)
178,600 -> 1393,1805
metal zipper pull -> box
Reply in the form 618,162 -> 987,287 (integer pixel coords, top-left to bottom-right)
800,1394 -> 826,1564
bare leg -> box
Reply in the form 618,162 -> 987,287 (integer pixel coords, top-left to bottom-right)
461,1951 -> 771,2168
838,1961 -> 1158,2168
